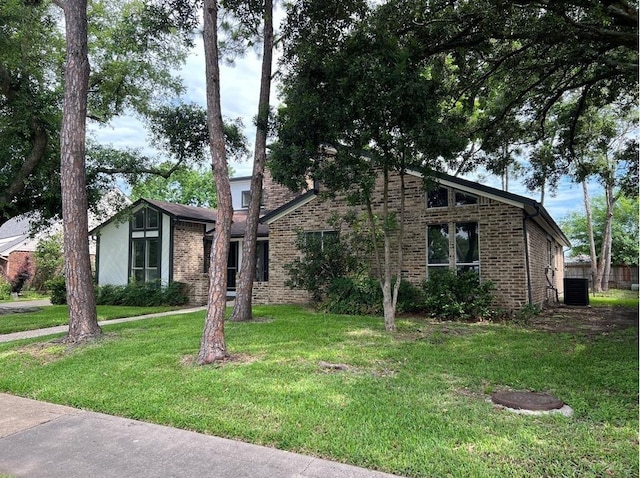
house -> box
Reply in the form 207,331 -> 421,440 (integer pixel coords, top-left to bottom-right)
90,174 -> 301,304
0,216 -> 40,283
92,169 -> 570,311
260,170 -> 570,311
0,190 -> 128,288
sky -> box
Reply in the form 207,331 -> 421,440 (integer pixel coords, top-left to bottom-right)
89,36 -> 594,226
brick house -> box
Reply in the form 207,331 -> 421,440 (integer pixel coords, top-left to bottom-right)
260,170 -> 570,311
92,170 -> 569,310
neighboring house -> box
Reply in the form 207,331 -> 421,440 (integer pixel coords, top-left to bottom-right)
0,189 -> 128,286
0,216 -> 40,283
92,169 -> 570,311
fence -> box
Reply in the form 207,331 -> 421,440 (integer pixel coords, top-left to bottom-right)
565,263 -> 639,290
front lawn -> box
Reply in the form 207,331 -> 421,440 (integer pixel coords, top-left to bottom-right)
0,305 -> 637,477
0,305 -> 180,335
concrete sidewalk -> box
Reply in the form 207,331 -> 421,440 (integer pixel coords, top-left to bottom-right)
0,394 -> 401,478
0,303 -> 207,343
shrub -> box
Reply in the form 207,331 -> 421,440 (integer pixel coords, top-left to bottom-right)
46,276 -> 67,305
0,278 -> 12,300
32,233 -> 63,291
11,257 -> 33,294
423,269 -> 497,321
95,281 -> 188,307
323,275 -> 426,316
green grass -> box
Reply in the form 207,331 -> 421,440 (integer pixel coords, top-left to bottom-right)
590,289 -> 639,309
0,305 -> 180,335
0,290 -> 49,303
0,305 -> 637,477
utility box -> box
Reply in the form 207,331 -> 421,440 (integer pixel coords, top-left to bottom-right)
564,278 -> 590,306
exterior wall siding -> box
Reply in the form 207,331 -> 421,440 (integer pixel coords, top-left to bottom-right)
263,172 -> 565,311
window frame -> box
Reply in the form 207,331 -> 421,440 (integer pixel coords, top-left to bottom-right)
426,187 -> 449,209
426,221 -> 480,278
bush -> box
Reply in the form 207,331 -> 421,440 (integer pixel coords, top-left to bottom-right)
323,275 -> 426,316
46,276 -> 67,305
423,269 -> 497,321
95,281 -> 188,307
0,279 -> 12,300
11,257 -> 33,294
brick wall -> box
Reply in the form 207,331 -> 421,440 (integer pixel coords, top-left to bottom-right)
262,168 -> 312,212
172,221 -> 209,305
6,251 -> 35,285
264,171 -> 564,311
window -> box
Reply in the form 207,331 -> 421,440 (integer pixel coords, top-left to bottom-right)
132,208 -> 159,230
241,191 -> 251,208
130,206 -> 160,283
455,222 -> 479,272
427,222 -> 480,276
241,190 -> 265,208
427,224 -> 450,275
255,241 -> 269,282
426,187 -> 448,208
131,238 -> 159,282
305,230 -> 338,250
454,190 -> 478,206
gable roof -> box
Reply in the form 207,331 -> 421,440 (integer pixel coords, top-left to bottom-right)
260,171 -> 570,247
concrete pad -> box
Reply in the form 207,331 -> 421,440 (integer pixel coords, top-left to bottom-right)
0,394 -> 401,478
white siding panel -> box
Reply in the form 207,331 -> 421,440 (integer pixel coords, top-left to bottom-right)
97,220 -> 129,285
161,214 -> 171,284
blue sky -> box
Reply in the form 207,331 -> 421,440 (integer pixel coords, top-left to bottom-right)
90,36 -> 595,226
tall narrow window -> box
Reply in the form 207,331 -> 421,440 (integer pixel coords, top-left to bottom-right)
130,206 -> 160,283
255,241 -> 269,282
455,222 -> 479,272
131,238 -> 159,282
427,224 -> 450,276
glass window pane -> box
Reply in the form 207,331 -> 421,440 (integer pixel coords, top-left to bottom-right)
455,222 -> 479,264
133,270 -> 145,282
147,209 -> 159,229
133,210 -> 144,230
133,240 -> 145,267
427,224 -> 449,265
427,187 -> 448,208
241,191 -> 250,208
147,268 -> 159,281
455,190 -> 478,206
147,239 -> 159,267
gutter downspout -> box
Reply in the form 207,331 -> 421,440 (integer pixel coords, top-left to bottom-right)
523,205 -> 541,305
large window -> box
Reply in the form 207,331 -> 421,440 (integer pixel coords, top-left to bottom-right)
132,208 -> 158,230
427,222 -> 480,276
131,238 -> 159,282
255,241 -> 269,282
305,230 -> 338,250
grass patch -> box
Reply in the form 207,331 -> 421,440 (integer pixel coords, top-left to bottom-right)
590,289 -> 639,309
0,305 -> 181,335
0,305 -> 637,477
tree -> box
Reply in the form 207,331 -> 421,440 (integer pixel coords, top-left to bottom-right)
409,0 -> 638,155
229,0 -> 275,322
130,165 -> 218,207
272,0 -> 467,331
54,0 -> 102,341
197,0 -> 233,364
562,195 -> 639,267
0,0 -> 199,228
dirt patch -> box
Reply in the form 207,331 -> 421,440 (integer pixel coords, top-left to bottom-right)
527,305 -> 638,335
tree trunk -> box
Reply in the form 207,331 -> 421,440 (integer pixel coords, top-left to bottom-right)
59,0 -> 101,342
197,0 -> 232,364
230,0 -> 274,323
582,181 -> 599,293
381,167 -> 396,332
598,182 -> 616,292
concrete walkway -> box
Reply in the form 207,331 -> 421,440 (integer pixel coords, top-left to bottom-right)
0,301 -> 207,343
0,394 -> 400,478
